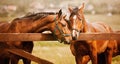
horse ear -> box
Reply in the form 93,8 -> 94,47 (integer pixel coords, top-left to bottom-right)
68,6 -> 73,13
63,15 -> 67,19
79,3 -> 85,12
58,9 -> 62,18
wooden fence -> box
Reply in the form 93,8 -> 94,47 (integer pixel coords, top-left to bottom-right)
0,33 -> 120,41
0,33 -> 120,64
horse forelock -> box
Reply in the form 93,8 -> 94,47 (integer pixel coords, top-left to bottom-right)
70,7 -> 79,17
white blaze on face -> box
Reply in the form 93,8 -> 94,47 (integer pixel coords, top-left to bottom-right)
72,29 -> 76,38
73,15 -> 77,19
72,15 -> 77,37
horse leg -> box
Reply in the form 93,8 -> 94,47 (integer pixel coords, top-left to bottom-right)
22,41 -> 33,64
0,58 -> 9,64
10,56 -> 19,64
75,54 -> 83,64
89,51 -> 97,64
4,58 -> 10,64
0,59 -> 5,64
82,55 -> 90,64
105,49 -> 113,64
89,41 -> 97,64
97,53 -> 106,64
105,40 -> 116,64
23,58 -> 31,64
105,45 -> 113,64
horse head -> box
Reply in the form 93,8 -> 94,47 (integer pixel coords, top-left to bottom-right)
51,9 -> 72,44
68,3 -> 85,40
9,9 -> 72,44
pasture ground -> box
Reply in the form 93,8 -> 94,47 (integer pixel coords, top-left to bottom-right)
0,14 -> 120,64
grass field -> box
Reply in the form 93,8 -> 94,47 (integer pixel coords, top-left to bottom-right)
0,14 -> 120,64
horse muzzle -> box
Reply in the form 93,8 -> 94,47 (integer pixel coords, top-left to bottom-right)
72,30 -> 79,40
64,39 -> 70,44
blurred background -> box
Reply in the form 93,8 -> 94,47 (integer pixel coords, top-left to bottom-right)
0,0 -> 120,64
0,0 -> 120,30
0,0 -> 120,16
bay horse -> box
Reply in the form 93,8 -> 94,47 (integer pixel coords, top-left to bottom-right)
97,31 -> 120,64
68,3 -> 117,64
0,9 -> 72,64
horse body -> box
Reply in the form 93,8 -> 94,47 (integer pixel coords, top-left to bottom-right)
86,22 -> 114,55
0,10 -> 72,64
98,31 -> 120,64
69,3 -> 116,64
0,22 -> 10,33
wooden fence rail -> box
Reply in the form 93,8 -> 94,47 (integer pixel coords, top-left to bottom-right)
6,48 -> 53,64
0,33 -> 120,41
0,33 -> 56,41
0,32 -> 120,64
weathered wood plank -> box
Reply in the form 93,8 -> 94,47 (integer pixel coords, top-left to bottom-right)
0,33 -> 119,41
0,33 -> 56,41
78,33 -> 120,40
6,48 -> 53,64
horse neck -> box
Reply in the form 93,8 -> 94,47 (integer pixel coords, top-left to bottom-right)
36,15 -> 55,33
0,22 -> 10,33
8,16 -> 54,33
82,14 -> 87,33
33,15 -> 56,33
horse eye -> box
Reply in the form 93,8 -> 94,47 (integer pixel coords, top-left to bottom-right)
62,23 -> 66,27
78,16 -> 82,21
79,18 -> 82,21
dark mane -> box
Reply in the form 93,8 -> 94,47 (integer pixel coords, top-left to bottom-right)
14,12 -> 58,21
24,12 -> 58,18
65,19 -> 71,29
70,7 -> 79,17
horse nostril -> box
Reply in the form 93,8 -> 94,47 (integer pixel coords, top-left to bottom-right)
72,37 -> 76,40
64,40 -> 70,44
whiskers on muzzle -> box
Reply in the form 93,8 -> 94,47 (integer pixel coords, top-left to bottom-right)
64,35 -> 72,44
58,34 -> 72,44
64,39 -> 70,44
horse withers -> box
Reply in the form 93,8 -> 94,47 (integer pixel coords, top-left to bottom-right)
68,3 -> 117,64
0,9 -> 72,64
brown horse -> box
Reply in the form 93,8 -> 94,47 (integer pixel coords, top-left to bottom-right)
97,31 -> 120,64
0,10 -> 72,64
68,3 -> 117,64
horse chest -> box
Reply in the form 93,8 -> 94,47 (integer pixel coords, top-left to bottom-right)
74,41 -> 90,55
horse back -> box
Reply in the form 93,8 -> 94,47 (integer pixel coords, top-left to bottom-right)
90,22 -> 113,33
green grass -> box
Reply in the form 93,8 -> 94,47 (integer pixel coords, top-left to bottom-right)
18,41 -> 120,64
32,41 -> 75,64
1,14 -> 120,64
18,41 -> 75,64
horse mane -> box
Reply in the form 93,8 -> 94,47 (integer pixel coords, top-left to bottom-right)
64,19 -> 71,29
13,12 -> 58,21
24,12 -> 58,18
65,19 -> 70,25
